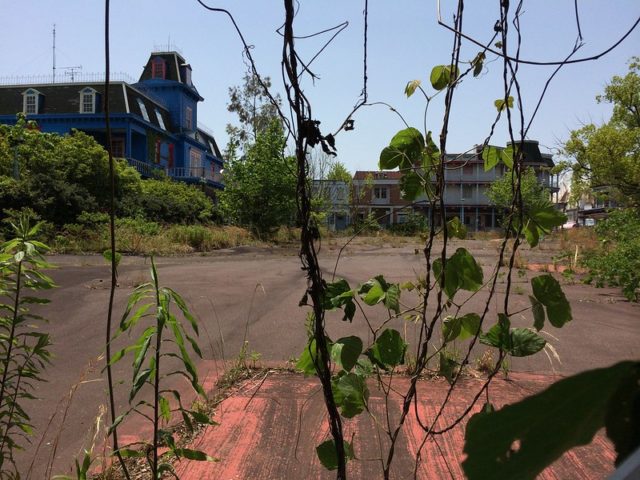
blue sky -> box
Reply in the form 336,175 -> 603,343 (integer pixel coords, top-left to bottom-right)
0,1 -> 638,174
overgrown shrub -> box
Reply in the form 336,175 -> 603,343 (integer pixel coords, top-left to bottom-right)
582,208 -> 640,301
126,178 -> 214,224
388,211 -> 428,236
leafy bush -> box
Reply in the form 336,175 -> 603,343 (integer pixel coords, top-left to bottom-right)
389,211 -> 428,236
0,117 -> 141,226
127,178 -> 214,224
583,208 -> 640,301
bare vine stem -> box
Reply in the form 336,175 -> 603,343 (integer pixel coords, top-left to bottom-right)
103,1 -> 131,477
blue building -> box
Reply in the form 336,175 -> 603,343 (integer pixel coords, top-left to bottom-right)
0,50 -> 223,194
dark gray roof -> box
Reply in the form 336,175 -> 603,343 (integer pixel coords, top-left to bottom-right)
0,82 -> 173,133
0,82 -> 127,115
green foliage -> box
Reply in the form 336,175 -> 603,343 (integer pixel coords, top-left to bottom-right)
331,336 -> 363,372
111,259 -> 214,476
389,211 -> 428,236
365,329 -> 407,370
126,178 -> 214,224
332,372 -> 369,418
225,72 -> 282,149
463,361 -> 640,479
0,116 -> 140,226
219,121 -> 297,235
430,65 -> 459,90
562,60 -> 640,206
357,275 -> 400,314
446,216 -> 467,239
494,96 -> 514,112
326,161 -> 352,183
486,168 -> 547,208
480,315 -> 547,358
583,208 -> 640,301
530,274 -> 572,327
0,211 -> 54,475
442,313 -> 481,343
433,248 -> 484,298
316,439 -> 355,471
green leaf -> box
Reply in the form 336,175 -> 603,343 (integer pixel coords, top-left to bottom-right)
472,52 -> 485,77
379,127 -> 425,170
463,361 -> 640,479
494,96 -> 514,112
130,367 -> 152,402
366,328 -> 406,370
316,439 -> 355,471
500,145 -> 514,169
331,336 -> 363,372
509,328 -> 546,357
333,372 -> 369,418
439,248 -> 484,298
482,146 -> 501,172
357,275 -> 400,314
399,171 -> 423,201
102,249 -> 122,267
480,314 -> 511,351
159,396 -> 171,422
430,65 -> 459,90
529,296 -> 545,331
531,274 -> 572,328
173,448 -> 217,461
446,216 -> 467,239
324,279 -> 356,322
116,448 -> 146,458
404,79 -> 421,97
297,338 -> 331,375
523,199 -> 567,247
439,351 -> 458,383
443,313 -> 481,342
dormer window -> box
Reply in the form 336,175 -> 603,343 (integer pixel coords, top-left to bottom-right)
155,109 -> 166,130
79,87 -> 97,113
22,88 -> 42,114
151,57 -> 166,79
136,98 -> 150,121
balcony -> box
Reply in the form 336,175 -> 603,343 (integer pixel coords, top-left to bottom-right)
168,167 -> 223,185
126,157 -> 165,178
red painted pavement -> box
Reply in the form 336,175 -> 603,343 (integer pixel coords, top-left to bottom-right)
164,371 -> 615,480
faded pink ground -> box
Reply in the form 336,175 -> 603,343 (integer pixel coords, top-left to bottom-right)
161,370 -> 614,480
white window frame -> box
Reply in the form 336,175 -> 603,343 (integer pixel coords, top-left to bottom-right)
136,98 -> 150,121
374,187 -> 388,200
79,87 -> 97,114
22,89 -> 41,115
189,148 -> 203,177
155,109 -> 166,130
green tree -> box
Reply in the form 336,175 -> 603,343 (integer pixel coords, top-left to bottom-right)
225,72 -> 282,150
218,121 -> 297,234
561,59 -> 640,206
327,161 -> 352,183
486,167 -> 550,209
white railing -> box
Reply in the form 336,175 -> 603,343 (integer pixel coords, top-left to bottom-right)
168,167 -> 222,184
127,158 -> 165,178
0,72 -> 136,86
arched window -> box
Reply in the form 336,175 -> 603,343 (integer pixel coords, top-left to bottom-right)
79,87 -> 97,113
22,88 -> 42,114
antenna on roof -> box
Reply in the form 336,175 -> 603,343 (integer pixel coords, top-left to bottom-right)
61,66 -> 83,82
52,24 -> 56,83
